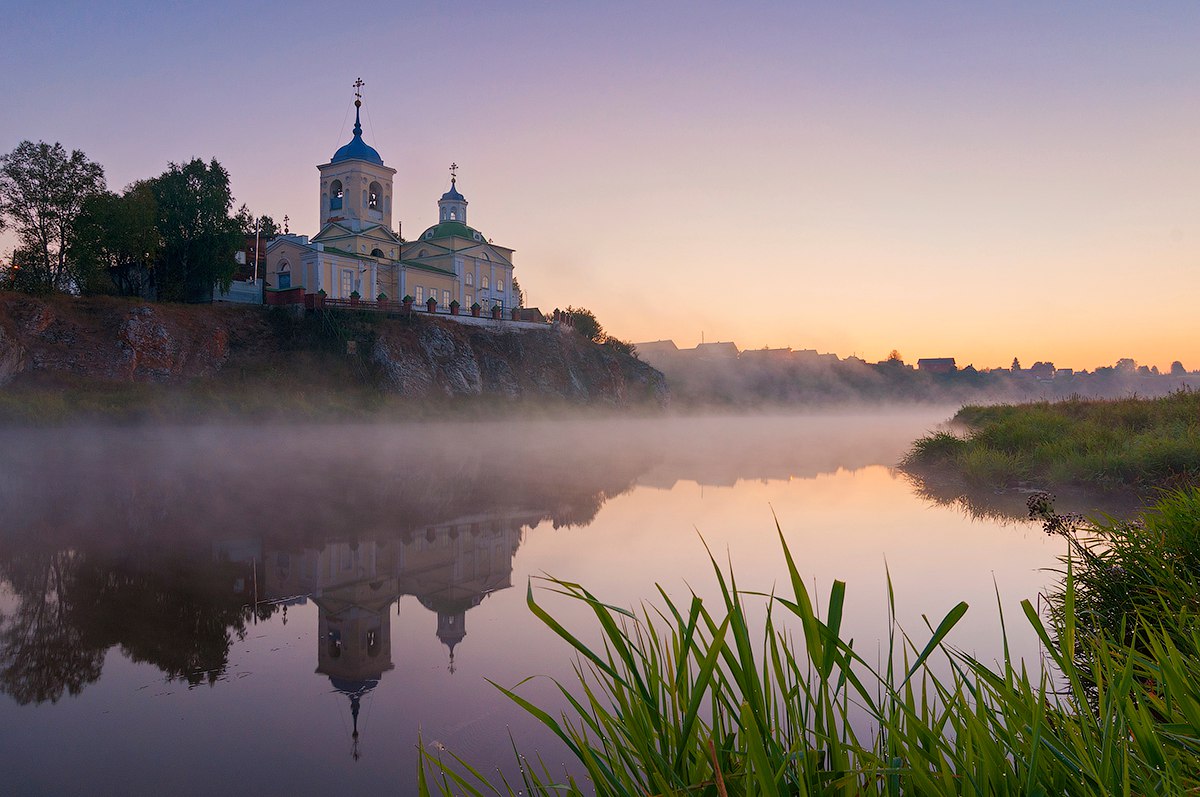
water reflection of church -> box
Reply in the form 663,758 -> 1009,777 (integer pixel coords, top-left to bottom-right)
257,513 -> 529,758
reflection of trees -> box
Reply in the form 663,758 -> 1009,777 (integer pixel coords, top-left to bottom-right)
72,556 -> 270,686
0,550 -> 104,705
0,545 -> 269,705
899,469 -> 1143,524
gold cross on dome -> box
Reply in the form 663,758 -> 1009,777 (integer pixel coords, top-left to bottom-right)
353,78 -> 365,99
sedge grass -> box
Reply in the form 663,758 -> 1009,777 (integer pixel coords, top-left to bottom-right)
419,496 -> 1200,796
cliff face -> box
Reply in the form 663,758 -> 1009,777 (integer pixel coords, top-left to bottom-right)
0,292 -> 667,409
370,317 -> 666,404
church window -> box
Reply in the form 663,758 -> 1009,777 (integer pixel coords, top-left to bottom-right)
368,181 -> 382,210
443,289 -> 450,306
341,269 -> 353,296
371,248 -> 384,258
481,275 -> 490,290
480,252 -> 489,261
449,208 -> 458,221
330,180 -> 343,210
366,629 -> 380,658
327,630 -> 342,659
496,279 -> 504,293
389,249 -> 395,258
415,286 -> 424,302
465,271 -> 473,286
466,293 -> 473,307
417,249 -> 428,258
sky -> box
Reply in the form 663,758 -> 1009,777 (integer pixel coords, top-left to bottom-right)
1,1 -> 1198,370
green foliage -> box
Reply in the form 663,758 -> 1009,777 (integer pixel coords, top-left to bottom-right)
69,183 -> 162,296
511,277 -> 526,308
233,203 -> 279,238
145,158 -> 242,302
422,495 -> 1200,795
0,140 -> 107,293
904,391 -> 1200,492
565,305 -> 604,343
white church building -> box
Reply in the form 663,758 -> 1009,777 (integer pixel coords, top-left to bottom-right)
264,85 -> 517,311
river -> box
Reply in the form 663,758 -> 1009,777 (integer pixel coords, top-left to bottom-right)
0,410 -> 1087,794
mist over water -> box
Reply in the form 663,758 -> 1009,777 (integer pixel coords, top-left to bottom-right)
0,410 -> 1072,793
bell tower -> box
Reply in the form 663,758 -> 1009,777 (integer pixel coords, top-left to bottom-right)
318,78 -> 397,232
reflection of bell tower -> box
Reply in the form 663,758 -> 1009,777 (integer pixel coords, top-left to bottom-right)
297,539 -> 401,762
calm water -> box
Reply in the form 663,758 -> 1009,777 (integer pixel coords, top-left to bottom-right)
0,412 -> 1080,794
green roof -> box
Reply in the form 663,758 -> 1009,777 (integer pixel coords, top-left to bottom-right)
419,221 -> 486,241
400,260 -> 456,276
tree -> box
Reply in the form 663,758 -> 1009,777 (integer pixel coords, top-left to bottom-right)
1171,361 -> 1187,376
0,140 -> 106,293
69,184 -> 162,297
565,306 -> 605,343
887,349 -> 903,363
511,277 -> 526,308
147,159 -> 242,302
234,204 -> 279,238
1011,357 -> 1021,372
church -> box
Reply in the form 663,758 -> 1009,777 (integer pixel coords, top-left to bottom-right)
264,83 -> 517,312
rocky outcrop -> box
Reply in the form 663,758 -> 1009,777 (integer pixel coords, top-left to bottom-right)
370,318 -> 667,406
0,293 -> 248,383
0,292 -> 668,409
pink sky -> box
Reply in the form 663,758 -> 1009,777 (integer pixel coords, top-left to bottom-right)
2,1 -> 1198,370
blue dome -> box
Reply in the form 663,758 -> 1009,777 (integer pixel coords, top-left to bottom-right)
331,134 -> 383,165
441,181 -> 465,201
330,103 -> 384,165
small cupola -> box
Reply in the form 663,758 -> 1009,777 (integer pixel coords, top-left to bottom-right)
437,162 -> 468,224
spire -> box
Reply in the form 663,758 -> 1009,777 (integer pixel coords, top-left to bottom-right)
350,693 -> 362,761
329,78 -> 384,166
352,77 -> 365,138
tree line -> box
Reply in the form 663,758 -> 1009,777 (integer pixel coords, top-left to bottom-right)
0,140 -> 275,302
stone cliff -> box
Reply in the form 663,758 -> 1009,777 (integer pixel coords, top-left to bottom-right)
0,292 -> 668,412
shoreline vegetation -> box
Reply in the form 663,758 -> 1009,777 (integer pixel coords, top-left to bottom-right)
421,493 -> 1200,795
901,391 -> 1200,495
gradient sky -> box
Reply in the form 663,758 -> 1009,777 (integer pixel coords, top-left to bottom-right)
2,1 -> 1198,370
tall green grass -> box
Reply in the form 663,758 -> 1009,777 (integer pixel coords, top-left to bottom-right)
903,391 -> 1200,492
419,497 -> 1200,796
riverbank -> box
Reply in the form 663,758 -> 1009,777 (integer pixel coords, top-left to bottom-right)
900,391 -> 1200,494
0,292 -> 667,424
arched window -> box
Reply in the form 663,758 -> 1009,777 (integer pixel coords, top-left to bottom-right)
441,208 -> 448,221
330,180 -> 343,210
371,248 -> 384,258
449,208 -> 457,221
481,275 -> 490,290
368,181 -> 382,210
417,249 -> 428,258
480,252 -> 489,261
327,630 -> 342,659
496,278 -> 504,293
465,271 -> 473,286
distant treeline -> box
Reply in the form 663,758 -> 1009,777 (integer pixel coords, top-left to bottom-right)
636,344 -> 1199,406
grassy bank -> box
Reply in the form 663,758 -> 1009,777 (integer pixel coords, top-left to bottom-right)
901,391 -> 1200,493
420,492 -> 1200,796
